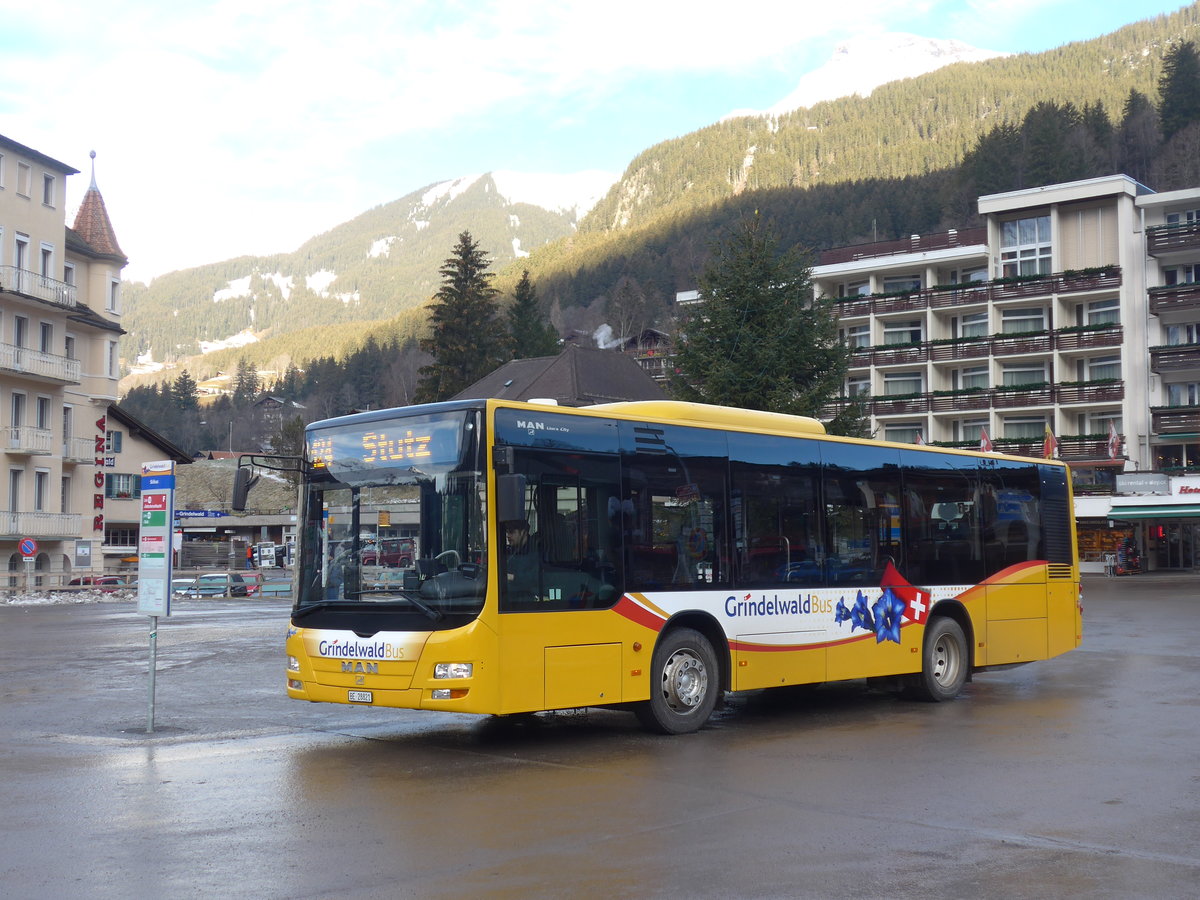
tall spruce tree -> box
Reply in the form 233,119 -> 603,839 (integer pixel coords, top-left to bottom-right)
508,270 -> 559,359
172,369 -> 199,410
415,232 -> 509,403
670,216 -> 851,427
1158,40 -> 1200,141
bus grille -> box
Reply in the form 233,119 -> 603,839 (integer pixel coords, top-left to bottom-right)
1047,563 -> 1074,580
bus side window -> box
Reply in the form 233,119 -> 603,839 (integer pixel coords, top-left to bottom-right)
821,443 -> 901,586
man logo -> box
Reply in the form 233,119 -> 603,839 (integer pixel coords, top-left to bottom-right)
342,661 -> 379,674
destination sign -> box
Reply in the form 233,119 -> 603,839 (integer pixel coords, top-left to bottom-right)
308,412 -> 468,473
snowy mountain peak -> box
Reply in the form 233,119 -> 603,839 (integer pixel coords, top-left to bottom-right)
726,32 -> 1006,120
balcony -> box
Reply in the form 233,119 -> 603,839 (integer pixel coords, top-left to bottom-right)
1146,221 -> 1200,256
929,337 -> 991,361
872,394 -> 930,415
4,426 -> 53,455
1152,405 -> 1200,434
0,511 -> 81,539
62,436 -> 94,464
1149,283 -> 1200,315
0,342 -> 82,384
1058,435 -> 1121,462
992,384 -> 1054,408
0,266 -> 78,309
992,332 -> 1053,357
1054,380 -> 1124,403
872,343 -> 928,365
1150,344 -> 1200,374
930,389 -> 991,412
1054,323 -> 1123,351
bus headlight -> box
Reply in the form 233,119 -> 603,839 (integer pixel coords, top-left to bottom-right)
434,662 -> 473,679
287,655 -> 300,672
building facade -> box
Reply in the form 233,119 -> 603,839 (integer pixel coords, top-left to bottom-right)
0,134 -> 130,584
810,174 -> 1200,571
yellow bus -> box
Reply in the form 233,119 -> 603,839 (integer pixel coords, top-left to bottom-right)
278,399 -> 1081,734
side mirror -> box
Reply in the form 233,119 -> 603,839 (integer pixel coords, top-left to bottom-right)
232,466 -> 254,511
496,473 -> 526,524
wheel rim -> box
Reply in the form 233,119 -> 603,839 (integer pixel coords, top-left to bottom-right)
931,632 -> 962,688
661,648 -> 708,714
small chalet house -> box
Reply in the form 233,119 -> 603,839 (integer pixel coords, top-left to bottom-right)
452,344 -> 666,406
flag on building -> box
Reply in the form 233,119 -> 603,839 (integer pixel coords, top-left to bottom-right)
1043,424 -> 1059,459
915,431 -> 926,446
980,426 -> 993,453
1107,420 -> 1121,460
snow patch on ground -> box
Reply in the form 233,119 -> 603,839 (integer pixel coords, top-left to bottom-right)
2,588 -> 137,606
213,275 -> 253,303
199,329 -> 259,355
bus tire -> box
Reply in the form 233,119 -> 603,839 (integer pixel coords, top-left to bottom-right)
635,627 -> 719,734
909,617 -> 968,702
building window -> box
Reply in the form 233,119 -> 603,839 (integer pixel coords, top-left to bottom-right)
958,312 -> 989,338
844,323 -> 871,348
33,470 -> 49,512
61,475 -> 71,514
63,263 -> 75,286
1001,362 -> 1047,387
882,319 -> 923,345
846,376 -> 870,397
42,174 -> 54,207
884,423 -> 923,444
40,244 -> 53,277
35,396 -> 50,430
1001,307 -> 1046,334
954,418 -> 990,442
1166,209 -> 1200,226
955,366 -> 989,390
951,266 -> 988,284
104,525 -> 139,547
1166,323 -> 1200,346
39,322 -> 52,353
1083,299 -> 1120,326
883,371 -> 924,396
104,473 -> 140,499
838,280 -> 870,298
1081,411 -> 1123,434
10,392 -> 25,427
1163,264 -> 1197,286
1003,416 -> 1047,439
107,279 -> 120,313
8,469 -> 22,512
882,274 -> 921,294
1083,355 -> 1121,382
1167,383 -> 1200,407
105,430 -> 123,453
16,162 -> 31,197
1000,215 -> 1051,277
107,341 -> 118,377
64,334 -> 75,359
13,314 -> 27,347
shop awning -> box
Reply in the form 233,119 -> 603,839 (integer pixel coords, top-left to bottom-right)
1107,504 -> 1200,520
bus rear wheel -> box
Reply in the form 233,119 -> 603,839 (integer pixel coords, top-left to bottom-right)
909,617 -> 968,702
635,627 -> 719,734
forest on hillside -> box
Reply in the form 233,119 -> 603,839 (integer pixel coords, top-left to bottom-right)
120,32 -> 1200,458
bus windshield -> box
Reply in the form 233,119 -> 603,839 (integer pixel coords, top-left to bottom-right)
295,408 -> 487,630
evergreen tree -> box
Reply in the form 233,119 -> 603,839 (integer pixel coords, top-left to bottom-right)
1117,89 -> 1161,184
1158,40 -> 1200,141
232,357 -> 260,406
172,370 -> 199,410
508,270 -> 559,359
670,216 -> 849,423
415,232 -> 509,402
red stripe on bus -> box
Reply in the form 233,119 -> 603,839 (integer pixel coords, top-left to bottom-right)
613,595 -> 666,633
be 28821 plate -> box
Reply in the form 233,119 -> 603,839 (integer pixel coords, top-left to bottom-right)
347,690 -> 373,703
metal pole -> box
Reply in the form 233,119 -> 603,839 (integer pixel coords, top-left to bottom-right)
147,615 -> 157,734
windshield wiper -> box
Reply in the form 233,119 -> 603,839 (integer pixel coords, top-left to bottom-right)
350,588 -> 444,621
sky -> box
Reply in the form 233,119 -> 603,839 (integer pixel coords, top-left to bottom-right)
0,0 -> 1191,283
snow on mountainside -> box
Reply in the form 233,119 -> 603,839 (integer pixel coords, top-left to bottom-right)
725,32 -> 1006,119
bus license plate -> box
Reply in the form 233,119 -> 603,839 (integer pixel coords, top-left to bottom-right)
347,690 -> 373,703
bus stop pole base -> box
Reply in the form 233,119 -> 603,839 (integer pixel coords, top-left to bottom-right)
147,616 -> 157,734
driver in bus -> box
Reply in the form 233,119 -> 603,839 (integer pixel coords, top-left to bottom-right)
505,521 -> 539,597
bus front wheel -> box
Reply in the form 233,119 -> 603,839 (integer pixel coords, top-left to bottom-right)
909,617 -> 968,702
635,627 -> 719,734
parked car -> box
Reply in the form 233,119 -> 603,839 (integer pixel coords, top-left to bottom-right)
173,573 -> 258,598
67,575 -> 130,592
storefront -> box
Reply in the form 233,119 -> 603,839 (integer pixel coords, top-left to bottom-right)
1105,475 -> 1200,572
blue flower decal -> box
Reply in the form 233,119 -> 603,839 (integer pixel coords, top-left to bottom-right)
850,590 -> 875,634
871,587 -> 906,644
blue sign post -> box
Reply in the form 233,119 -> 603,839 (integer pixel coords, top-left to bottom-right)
137,461 -> 176,733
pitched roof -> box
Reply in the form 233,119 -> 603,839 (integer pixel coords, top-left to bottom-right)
71,156 -> 126,263
452,344 -> 667,406
108,404 -> 191,463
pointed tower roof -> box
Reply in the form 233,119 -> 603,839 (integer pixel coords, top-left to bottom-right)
71,150 -> 127,263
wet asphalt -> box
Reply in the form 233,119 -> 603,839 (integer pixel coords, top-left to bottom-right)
1,574 -> 1198,899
